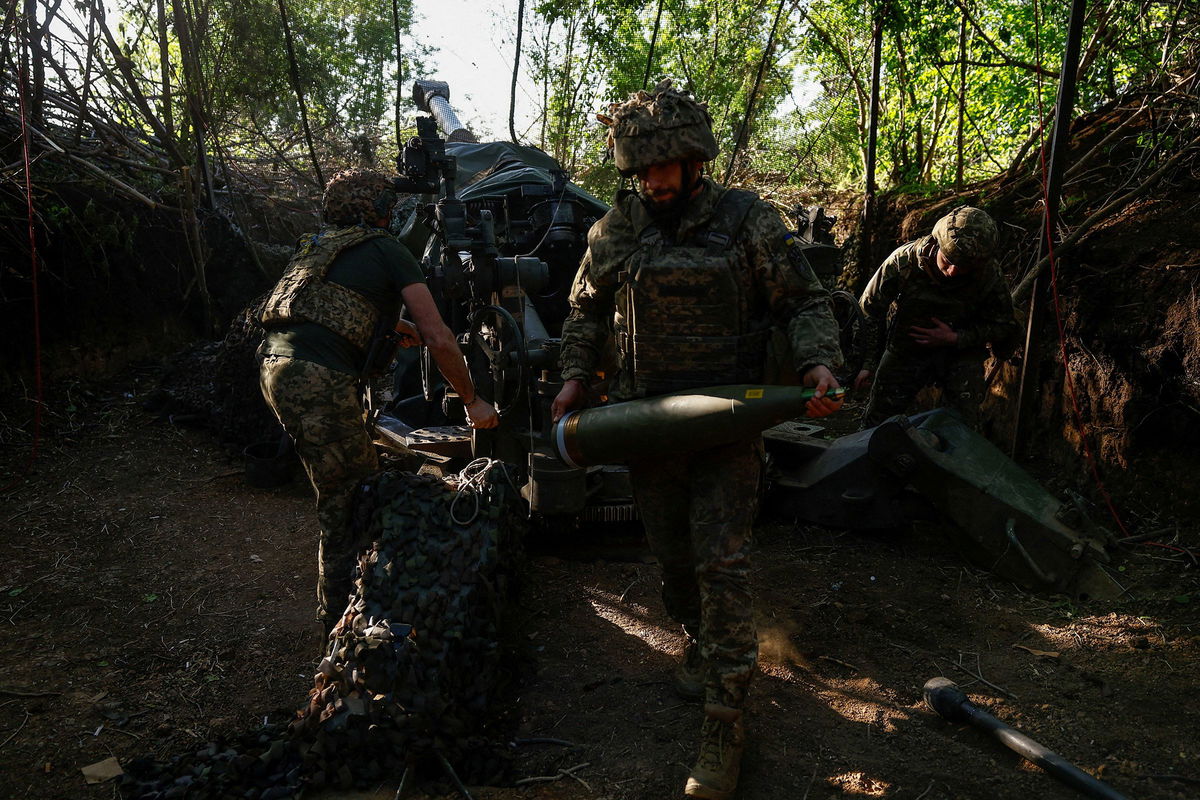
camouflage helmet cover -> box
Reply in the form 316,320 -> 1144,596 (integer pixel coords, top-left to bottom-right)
932,205 -> 997,268
322,168 -> 396,226
601,79 -> 719,177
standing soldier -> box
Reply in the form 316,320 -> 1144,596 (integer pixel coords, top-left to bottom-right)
551,81 -> 843,800
257,168 -> 498,638
854,206 -> 1019,429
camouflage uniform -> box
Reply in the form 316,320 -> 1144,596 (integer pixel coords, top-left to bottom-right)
859,207 -> 1018,429
560,176 -> 842,712
258,169 -> 423,627
569,79 -> 844,799
259,354 -> 379,621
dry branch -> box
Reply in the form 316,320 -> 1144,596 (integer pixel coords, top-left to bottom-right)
91,0 -> 186,168
22,121 -> 180,211
1066,68 -> 1200,180
1012,140 -> 1200,305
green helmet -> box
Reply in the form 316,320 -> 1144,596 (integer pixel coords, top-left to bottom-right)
932,206 -> 997,268
322,168 -> 397,226
602,79 -> 719,178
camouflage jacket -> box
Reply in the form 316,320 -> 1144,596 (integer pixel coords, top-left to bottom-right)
858,235 -> 1019,372
559,178 -> 843,400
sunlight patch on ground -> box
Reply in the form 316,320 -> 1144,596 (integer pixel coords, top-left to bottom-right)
1028,611 -> 1166,652
821,683 -> 905,732
583,586 -> 678,655
826,771 -> 893,796
1028,622 -> 1083,651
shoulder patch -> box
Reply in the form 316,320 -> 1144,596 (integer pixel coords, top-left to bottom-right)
784,237 -> 819,282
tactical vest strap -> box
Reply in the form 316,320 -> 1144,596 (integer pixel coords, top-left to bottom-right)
700,188 -> 757,255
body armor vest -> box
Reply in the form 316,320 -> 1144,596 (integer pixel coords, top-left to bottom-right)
888,237 -> 991,354
259,226 -> 389,351
615,189 -> 768,396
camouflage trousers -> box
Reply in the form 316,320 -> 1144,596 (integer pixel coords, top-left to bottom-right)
861,346 -> 985,429
629,439 -> 761,711
258,354 -> 379,625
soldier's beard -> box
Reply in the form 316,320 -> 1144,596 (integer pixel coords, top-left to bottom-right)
642,188 -> 679,208
639,164 -> 702,220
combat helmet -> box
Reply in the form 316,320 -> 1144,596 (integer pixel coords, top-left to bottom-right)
600,79 -> 719,177
322,168 -> 397,226
932,206 -> 997,268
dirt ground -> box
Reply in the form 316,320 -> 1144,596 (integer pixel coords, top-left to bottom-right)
1,374 -> 1198,800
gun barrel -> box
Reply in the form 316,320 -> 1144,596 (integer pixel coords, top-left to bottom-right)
412,79 -> 477,143
553,385 -> 843,467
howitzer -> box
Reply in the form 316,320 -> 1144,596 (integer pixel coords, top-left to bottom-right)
373,80 -> 622,517
372,80 -> 1120,598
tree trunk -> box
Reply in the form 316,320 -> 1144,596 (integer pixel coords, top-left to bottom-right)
73,2 -> 98,144
171,0 -> 215,209
539,19 -> 552,151
553,14 -> 578,165
277,0 -> 324,188
179,166 -> 215,335
155,0 -> 174,142
642,0 -> 664,89
565,38 -> 595,172
391,0 -> 404,150
0,1 -> 21,73
509,0 -> 526,143
723,0 -> 787,184
955,12 -> 967,190
25,0 -> 44,125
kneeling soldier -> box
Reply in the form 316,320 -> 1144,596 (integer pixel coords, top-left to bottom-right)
855,206 -> 1019,429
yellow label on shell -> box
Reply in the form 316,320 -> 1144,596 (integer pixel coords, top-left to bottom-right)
744,388 -> 764,399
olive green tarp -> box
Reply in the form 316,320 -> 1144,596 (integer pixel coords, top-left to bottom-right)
395,141 -> 610,255
448,141 -> 609,214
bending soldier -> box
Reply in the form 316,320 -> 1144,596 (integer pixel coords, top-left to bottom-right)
552,81 -> 843,800
257,168 -> 498,636
854,205 -> 1019,429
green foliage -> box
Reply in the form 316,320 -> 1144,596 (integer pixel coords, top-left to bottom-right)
14,0 -> 1191,200
531,0 -> 804,191
111,0 -> 429,170
529,0 -> 1192,197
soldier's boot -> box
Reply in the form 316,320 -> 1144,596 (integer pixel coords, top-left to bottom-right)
684,705 -> 745,800
674,637 -> 704,701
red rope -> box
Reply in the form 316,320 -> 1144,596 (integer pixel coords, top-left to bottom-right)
14,48 -> 44,476
1030,0 -> 1130,537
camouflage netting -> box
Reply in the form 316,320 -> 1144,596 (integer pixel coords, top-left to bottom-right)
144,296 -> 281,452
122,466 -> 526,799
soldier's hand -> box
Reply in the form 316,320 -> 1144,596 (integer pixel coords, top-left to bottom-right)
465,396 -> 500,429
394,319 -> 422,348
853,369 -> 873,392
802,365 -> 843,418
908,317 -> 958,347
551,379 -> 587,422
